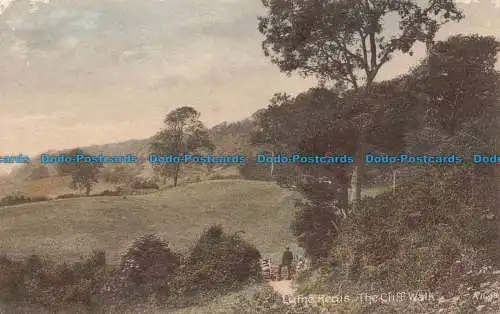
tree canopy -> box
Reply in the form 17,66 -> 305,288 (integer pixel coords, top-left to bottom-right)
258,0 -> 463,88
150,106 -> 213,187
258,0 -> 464,203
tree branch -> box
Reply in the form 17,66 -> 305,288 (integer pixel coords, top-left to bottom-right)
331,37 -> 369,73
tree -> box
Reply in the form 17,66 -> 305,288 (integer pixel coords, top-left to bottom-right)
55,148 -> 103,196
150,106 -> 214,187
258,0 -> 463,205
414,35 -> 500,138
251,93 -> 294,177
250,86 -> 410,207
101,165 -> 138,184
56,148 -> 86,176
292,180 -> 347,266
70,159 -> 103,197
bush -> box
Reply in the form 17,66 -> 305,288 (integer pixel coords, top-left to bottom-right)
0,251 -> 106,311
30,196 -> 50,202
101,166 -> 140,184
94,189 -> 122,196
0,194 -> 50,206
327,166 -> 499,294
0,228 -> 266,312
291,180 -> 347,267
179,225 -> 262,295
55,193 -> 81,200
103,235 -> 181,305
131,180 -> 160,190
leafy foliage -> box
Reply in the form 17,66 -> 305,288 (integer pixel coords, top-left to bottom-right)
258,0 -> 464,204
102,235 -> 181,305
329,165 -> 498,293
0,251 -> 106,311
0,193 -> 50,206
55,147 -> 103,196
150,106 -> 214,186
56,148 -> 86,176
100,165 -> 139,184
258,0 -> 463,87
69,163 -> 102,196
177,225 -> 262,297
411,34 -> 500,135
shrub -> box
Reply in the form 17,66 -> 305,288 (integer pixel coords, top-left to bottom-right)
103,235 -> 181,305
101,166 -> 140,184
95,189 -> 122,196
327,166 -> 499,294
0,251 -> 106,311
131,180 -> 160,190
179,225 -> 262,295
291,180 -> 347,267
55,193 -> 81,199
0,229 -> 267,312
30,196 -> 50,202
0,194 -> 50,206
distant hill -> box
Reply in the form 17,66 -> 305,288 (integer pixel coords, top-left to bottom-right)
80,119 -> 256,157
209,118 -> 257,155
81,138 -> 152,156
7,118 -> 258,182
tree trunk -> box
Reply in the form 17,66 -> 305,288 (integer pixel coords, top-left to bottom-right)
336,170 -> 349,208
173,163 -> 180,187
270,151 -> 275,178
338,184 -> 349,209
350,69 -> 372,207
351,136 -> 365,207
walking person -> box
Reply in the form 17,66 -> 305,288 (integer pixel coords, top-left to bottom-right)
278,247 -> 293,280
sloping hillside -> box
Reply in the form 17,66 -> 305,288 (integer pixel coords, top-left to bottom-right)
7,119 -> 256,183
82,138 -> 152,156
0,180 -> 300,264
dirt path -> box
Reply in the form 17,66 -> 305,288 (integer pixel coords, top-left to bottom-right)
268,279 -> 296,301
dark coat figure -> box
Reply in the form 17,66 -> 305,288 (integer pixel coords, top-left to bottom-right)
278,247 -> 293,280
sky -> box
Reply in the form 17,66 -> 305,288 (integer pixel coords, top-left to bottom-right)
1,0 -> 500,171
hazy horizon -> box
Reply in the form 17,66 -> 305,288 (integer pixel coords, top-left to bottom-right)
1,0 -> 500,164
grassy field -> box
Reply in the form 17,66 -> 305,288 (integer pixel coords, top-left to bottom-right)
0,179 -> 300,264
0,178 -> 389,313
0,175 -> 119,198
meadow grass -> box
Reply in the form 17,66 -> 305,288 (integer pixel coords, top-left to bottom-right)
0,175 -> 118,198
0,179 -> 300,264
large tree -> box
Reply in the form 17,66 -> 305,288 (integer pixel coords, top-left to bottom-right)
56,148 -> 86,176
251,84 -> 411,207
258,0 -> 463,205
70,161 -> 103,196
56,148 -> 103,196
150,106 -> 213,187
250,93 -> 295,178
